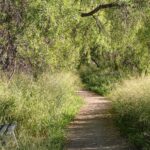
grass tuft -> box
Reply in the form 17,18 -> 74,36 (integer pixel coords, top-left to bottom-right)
109,76 -> 150,150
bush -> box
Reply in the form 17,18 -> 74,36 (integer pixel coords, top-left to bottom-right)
80,65 -> 122,95
109,77 -> 150,150
0,72 -> 83,150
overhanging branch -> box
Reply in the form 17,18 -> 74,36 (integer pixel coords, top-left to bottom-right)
81,3 -> 125,17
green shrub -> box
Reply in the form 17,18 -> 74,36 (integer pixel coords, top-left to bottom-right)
109,77 -> 150,150
0,72 -> 83,150
80,65 -> 122,95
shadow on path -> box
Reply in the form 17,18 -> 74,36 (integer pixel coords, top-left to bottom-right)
65,90 -> 135,150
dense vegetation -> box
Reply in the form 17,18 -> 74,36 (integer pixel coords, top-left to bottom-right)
1,0 -> 149,75
0,0 -> 150,149
0,72 -> 82,149
109,77 -> 150,150
79,0 -> 150,95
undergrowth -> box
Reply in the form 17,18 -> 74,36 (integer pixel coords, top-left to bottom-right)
109,77 -> 150,150
80,65 -> 122,95
0,72 -> 83,150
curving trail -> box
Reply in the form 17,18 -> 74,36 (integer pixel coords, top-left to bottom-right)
65,90 -> 135,150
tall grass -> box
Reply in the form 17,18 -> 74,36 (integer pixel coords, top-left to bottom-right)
109,77 -> 150,150
0,72 -> 83,150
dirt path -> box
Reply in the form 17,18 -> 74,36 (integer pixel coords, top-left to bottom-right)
65,90 -> 135,150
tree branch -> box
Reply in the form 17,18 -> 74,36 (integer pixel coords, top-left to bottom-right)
81,3 -> 125,17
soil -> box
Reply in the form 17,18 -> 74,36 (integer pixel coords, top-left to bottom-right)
65,90 -> 135,150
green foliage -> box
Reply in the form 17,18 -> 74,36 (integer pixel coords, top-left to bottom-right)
0,0 -> 81,73
77,1 -> 150,98
1,0 -> 150,76
109,77 -> 150,150
79,65 -> 123,95
79,3 -> 150,95
0,72 -> 83,149
1,0 -> 150,149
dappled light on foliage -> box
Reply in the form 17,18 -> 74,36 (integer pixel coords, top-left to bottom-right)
0,0 -> 150,149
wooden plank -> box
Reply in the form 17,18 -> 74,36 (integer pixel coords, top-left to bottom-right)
0,124 -> 9,136
0,125 -> 3,129
6,124 -> 16,135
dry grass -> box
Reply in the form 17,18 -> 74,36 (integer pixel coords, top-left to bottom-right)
0,72 -> 83,150
109,76 -> 150,150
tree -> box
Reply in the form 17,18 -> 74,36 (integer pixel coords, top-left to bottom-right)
81,2 -> 125,17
